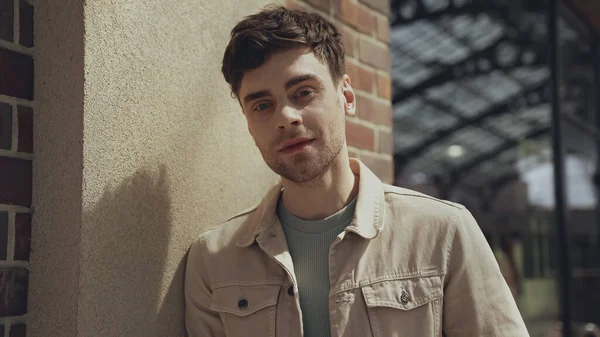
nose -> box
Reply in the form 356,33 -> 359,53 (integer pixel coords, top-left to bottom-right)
277,104 -> 302,129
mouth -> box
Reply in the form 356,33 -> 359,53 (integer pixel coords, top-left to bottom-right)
280,138 -> 314,154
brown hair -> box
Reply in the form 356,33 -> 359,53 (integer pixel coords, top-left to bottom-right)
221,5 -> 346,97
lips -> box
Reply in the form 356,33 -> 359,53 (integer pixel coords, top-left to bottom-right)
280,138 -> 314,153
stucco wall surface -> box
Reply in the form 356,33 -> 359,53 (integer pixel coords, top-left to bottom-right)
31,1 -> 281,336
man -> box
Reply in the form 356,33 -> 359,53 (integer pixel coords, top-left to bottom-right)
185,5 -> 529,337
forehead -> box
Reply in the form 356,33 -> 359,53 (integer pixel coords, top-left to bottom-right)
239,48 -> 331,96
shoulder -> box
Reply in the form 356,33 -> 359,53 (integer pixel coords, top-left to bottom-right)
380,183 -> 480,243
190,205 -> 258,254
381,184 -> 485,255
382,183 -> 466,219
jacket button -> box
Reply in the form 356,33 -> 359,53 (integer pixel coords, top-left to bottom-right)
287,286 -> 294,296
401,291 -> 411,303
238,299 -> 248,309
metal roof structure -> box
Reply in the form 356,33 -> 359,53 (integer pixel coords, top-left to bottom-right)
390,0 -> 594,195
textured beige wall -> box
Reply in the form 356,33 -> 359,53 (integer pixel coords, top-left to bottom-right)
31,0 -> 281,336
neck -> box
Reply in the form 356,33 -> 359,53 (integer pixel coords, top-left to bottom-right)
280,150 -> 358,221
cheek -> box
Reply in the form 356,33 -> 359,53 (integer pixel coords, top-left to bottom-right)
248,123 -> 269,148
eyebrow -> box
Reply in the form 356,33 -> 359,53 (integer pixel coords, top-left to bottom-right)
284,74 -> 318,90
243,90 -> 271,104
242,74 -> 319,105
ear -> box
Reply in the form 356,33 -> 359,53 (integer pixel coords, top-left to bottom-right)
340,74 -> 356,116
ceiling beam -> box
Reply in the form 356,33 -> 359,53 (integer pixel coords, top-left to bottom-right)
391,0 -> 551,106
390,0 -> 491,27
391,35 -> 547,105
450,125 -> 550,181
394,81 -> 549,170
424,97 -> 513,142
392,36 -> 504,105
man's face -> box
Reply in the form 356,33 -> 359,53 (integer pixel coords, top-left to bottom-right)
238,48 -> 355,183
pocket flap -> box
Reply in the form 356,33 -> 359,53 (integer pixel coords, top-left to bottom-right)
362,276 -> 442,311
210,284 -> 281,316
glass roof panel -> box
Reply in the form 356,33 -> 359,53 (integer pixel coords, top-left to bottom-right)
391,21 -> 469,64
425,82 -> 489,117
485,114 -> 531,139
462,71 -> 522,103
392,51 -> 435,88
438,13 -> 505,50
449,126 -> 505,152
393,130 -> 428,151
510,67 -> 550,85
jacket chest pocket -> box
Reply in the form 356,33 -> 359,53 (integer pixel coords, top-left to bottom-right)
361,276 -> 442,337
210,284 -> 282,337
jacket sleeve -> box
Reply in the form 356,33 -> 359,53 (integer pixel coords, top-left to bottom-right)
184,236 -> 226,337
442,207 -> 530,337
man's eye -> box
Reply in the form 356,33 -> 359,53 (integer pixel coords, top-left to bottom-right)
255,102 -> 272,111
297,90 -> 313,98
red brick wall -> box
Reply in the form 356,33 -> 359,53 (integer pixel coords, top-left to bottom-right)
286,0 -> 394,184
0,0 -> 34,336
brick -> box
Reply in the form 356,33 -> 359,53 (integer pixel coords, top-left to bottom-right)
0,48 -> 34,100
306,0 -> 329,12
0,212 -> 7,260
357,94 -> 392,125
345,61 -> 358,85
332,0 -> 340,16
17,106 -> 32,153
339,4 -> 376,36
345,119 -> 375,150
378,128 -> 393,154
14,213 -> 30,261
361,152 -> 394,184
375,15 -> 390,43
0,267 -> 28,317
346,61 -> 374,93
376,73 -> 391,100
338,0 -> 359,28
9,323 -> 25,337
0,157 -> 32,207
356,5 -> 374,35
19,0 -> 33,48
356,93 -> 374,120
0,102 -> 11,150
353,63 -> 374,93
359,37 -> 390,71
339,26 -> 356,58
0,0 -> 13,42
358,0 -> 389,15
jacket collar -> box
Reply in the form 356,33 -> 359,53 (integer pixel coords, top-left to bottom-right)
236,158 -> 385,247
345,158 -> 385,239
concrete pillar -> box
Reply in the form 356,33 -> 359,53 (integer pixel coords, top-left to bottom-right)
30,0 -> 281,336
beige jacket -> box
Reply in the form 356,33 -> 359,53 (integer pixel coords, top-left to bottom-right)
185,159 -> 530,337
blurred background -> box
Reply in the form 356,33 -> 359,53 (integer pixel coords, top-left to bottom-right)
389,0 -> 599,336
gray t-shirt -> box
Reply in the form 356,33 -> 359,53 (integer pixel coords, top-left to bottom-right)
276,194 -> 357,337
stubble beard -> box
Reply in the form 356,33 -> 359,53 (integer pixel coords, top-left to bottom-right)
263,95 -> 348,186
264,130 -> 345,186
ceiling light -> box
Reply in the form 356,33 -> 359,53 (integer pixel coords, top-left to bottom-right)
447,145 -> 465,158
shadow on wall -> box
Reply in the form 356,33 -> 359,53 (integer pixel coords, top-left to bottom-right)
81,165 -> 186,336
